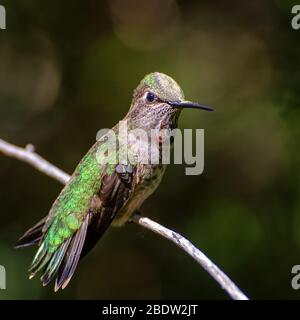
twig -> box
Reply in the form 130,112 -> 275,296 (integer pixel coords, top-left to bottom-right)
0,138 -> 249,300
132,214 -> 248,300
0,139 -> 70,184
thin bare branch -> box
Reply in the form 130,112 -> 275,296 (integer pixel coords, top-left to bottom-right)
132,214 -> 249,300
0,139 -> 70,184
0,138 -> 249,300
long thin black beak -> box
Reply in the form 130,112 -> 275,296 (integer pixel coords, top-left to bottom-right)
166,100 -> 214,111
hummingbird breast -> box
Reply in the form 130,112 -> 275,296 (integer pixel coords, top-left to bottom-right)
112,163 -> 167,227
112,125 -> 170,227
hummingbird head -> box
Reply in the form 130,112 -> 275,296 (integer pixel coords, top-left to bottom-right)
126,72 -> 213,129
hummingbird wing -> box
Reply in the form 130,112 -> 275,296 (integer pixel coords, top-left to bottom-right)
79,163 -> 133,260
16,140 -> 136,290
54,164 -> 135,291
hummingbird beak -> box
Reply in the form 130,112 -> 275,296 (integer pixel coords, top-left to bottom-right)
166,100 -> 214,112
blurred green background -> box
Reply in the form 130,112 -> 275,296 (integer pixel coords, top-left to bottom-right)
0,0 -> 300,299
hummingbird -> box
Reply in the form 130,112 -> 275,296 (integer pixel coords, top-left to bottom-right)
16,72 -> 213,291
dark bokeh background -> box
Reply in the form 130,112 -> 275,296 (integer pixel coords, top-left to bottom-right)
0,0 -> 300,299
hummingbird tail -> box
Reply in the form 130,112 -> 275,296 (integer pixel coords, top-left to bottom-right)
15,213 -> 91,290
54,216 -> 89,291
15,216 -> 47,248
28,215 -> 89,291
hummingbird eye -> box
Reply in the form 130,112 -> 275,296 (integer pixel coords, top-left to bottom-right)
146,92 -> 156,103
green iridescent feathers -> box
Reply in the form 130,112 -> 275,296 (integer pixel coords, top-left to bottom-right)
142,72 -> 185,102
17,134 -> 129,290
17,142 -> 105,289
44,145 -> 101,251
